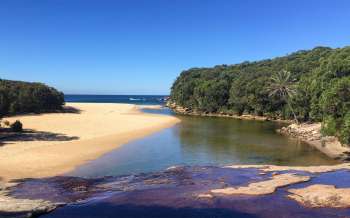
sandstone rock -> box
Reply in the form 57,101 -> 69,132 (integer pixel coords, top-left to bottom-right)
0,194 -> 57,217
0,184 -> 58,218
288,184 -> 350,208
210,173 -> 310,195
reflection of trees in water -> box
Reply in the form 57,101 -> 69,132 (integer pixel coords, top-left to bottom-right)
176,117 -> 338,166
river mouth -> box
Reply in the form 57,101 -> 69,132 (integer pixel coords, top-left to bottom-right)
67,107 -> 338,179
1,107 -> 344,218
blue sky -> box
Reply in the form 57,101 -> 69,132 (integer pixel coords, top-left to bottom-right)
1,0 -> 350,95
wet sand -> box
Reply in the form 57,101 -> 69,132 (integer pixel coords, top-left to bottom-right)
0,103 -> 180,182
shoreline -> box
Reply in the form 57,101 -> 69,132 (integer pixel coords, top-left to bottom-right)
2,163 -> 350,217
167,103 -> 291,123
167,102 -> 350,160
278,123 -> 350,161
0,103 -> 180,182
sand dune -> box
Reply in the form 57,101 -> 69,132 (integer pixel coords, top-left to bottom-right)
0,103 -> 180,181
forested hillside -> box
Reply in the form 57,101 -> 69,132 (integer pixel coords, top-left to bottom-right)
170,46 -> 350,144
0,79 -> 64,116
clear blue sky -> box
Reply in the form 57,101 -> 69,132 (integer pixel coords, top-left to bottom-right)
1,0 -> 350,95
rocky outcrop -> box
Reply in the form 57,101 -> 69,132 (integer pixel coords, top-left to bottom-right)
288,184 -> 350,208
3,165 -> 350,217
210,173 -> 310,196
167,101 -> 277,122
278,123 -> 350,160
278,123 -> 323,141
0,183 -> 57,218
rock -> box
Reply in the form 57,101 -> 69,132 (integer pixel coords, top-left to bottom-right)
0,194 -> 57,217
288,184 -> 350,208
0,183 -> 58,218
210,173 -> 310,195
197,193 -> 214,199
276,122 -> 350,159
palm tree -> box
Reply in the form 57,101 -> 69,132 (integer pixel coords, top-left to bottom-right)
268,70 -> 298,123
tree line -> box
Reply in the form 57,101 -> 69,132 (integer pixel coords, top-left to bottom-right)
170,46 -> 350,144
0,79 -> 65,117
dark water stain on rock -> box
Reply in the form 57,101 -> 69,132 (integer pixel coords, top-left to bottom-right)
4,166 -> 350,218
10,176 -> 105,204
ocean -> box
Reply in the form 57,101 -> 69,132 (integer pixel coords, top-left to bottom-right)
64,94 -> 168,105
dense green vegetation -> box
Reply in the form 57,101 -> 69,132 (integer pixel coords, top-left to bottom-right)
170,46 -> 350,144
0,79 -> 64,117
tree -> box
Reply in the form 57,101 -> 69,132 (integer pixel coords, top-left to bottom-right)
0,79 -> 64,116
170,45 -> 350,140
267,70 -> 298,123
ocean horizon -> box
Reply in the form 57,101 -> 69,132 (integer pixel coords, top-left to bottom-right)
64,94 -> 169,105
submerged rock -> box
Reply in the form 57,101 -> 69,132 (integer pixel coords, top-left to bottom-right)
226,163 -> 350,173
2,165 -> 350,218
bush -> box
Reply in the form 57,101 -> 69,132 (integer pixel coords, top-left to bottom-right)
321,116 -> 337,136
0,79 -> 64,116
11,120 -> 23,132
340,112 -> 350,145
3,120 -> 10,127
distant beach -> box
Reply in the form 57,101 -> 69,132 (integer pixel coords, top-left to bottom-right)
0,103 -> 180,181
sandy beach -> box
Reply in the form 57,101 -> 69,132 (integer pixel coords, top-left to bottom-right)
0,103 -> 180,182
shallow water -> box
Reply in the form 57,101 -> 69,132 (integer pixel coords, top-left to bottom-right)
68,108 -> 338,178
10,166 -> 350,218
4,107 -> 345,218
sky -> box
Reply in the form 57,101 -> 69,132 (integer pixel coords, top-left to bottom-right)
1,0 -> 350,95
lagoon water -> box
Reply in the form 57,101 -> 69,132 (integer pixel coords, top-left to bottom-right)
65,95 -> 338,178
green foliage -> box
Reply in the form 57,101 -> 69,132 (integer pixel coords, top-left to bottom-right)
0,79 -> 64,116
10,120 -> 23,132
193,79 -> 229,112
321,116 -> 337,136
320,77 -> 350,119
340,112 -> 350,144
267,70 -> 298,123
170,46 -> 350,144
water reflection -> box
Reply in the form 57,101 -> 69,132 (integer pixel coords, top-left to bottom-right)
68,110 -> 339,178
176,115 -> 338,166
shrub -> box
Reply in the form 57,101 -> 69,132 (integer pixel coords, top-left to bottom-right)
3,120 -> 10,127
340,112 -> 350,145
11,120 -> 23,132
321,116 -> 337,136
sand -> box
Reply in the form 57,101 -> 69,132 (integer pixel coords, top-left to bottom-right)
0,103 -> 180,182
210,173 -> 310,196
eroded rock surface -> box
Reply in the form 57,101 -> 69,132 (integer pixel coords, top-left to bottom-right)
288,184 -> 350,208
2,165 -> 350,218
210,173 -> 310,195
0,194 -> 56,217
0,183 -> 57,218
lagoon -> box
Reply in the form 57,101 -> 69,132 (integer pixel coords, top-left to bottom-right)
68,107 -> 338,178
